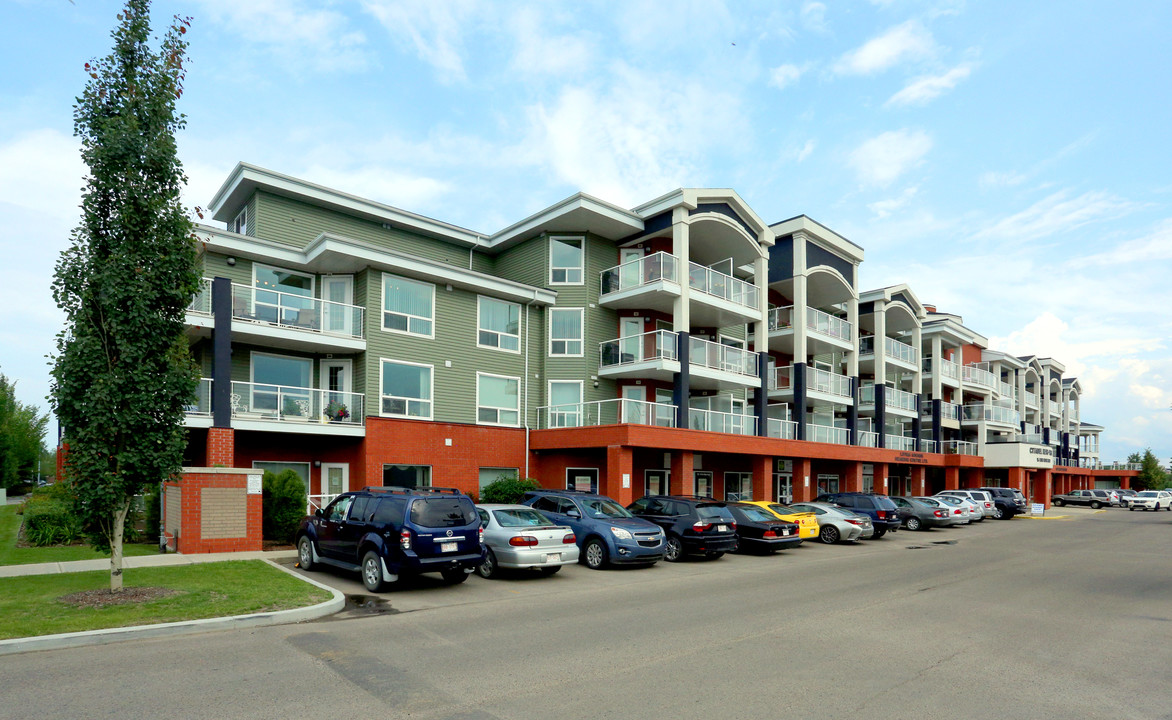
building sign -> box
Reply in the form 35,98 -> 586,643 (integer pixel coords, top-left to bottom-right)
983,443 -> 1055,469
1031,503 -> 1045,516
246,474 -> 262,495
892,452 -> 929,465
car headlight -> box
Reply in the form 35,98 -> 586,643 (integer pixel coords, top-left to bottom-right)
609,527 -> 633,540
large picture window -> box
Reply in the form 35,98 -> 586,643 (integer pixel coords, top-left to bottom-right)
549,308 -> 583,357
380,359 -> 432,419
548,381 -> 582,428
382,273 -> 434,337
477,373 -> 520,426
478,296 -> 520,352
249,352 -> 312,415
550,236 -> 584,285
253,264 -> 314,325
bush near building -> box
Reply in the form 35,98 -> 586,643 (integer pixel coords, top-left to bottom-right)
262,469 -> 307,543
479,477 -> 542,504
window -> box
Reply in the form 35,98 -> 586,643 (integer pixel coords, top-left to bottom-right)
478,297 -> 520,352
550,236 -> 584,284
383,464 -> 431,489
253,265 -> 314,325
724,472 -> 753,501
325,495 -> 352,523
382,273 -> 434,337
548,381 -> 583,427
380,360 -> 432,419
232,207 -> 248,234
550,308 -> 583,356
566,468 -> 599,493
479,467 -> 518,490
253,461 -> 311,495
477,373 -> 520,426
250,352 -> 312,416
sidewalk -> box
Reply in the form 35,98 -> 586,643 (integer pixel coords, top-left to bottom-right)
0,549 -> 298,578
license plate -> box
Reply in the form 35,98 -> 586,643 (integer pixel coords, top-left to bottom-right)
440,542 -> 457,553
544,553 -> 560,563
717,525 -> 728,532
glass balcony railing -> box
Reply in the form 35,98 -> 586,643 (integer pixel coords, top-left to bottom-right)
229,381 -> 364,426
962,364 -> 997,390
769,365 -> 851,400
600,252 -> 679,296
942,401 -> 960,421
688,408 -> 757,435
921,439 -> 937,453
1024,390 -> 1039,407
687,262 -> 760,311
962,404 -> 1020,426
858,430 -> 878,447
767,418 -> 798,440
885,336 -> 918,365
599,330 -> 677,368
185,377 -> 214,415
539,398 -> 677,429
923,357 -> 960,380
769,365 -> 792,391
188,277 -> 213,314
886,434 -> 916,452
767,305 -> 792,331
808,423 -> 850,445
999,381 -> 1016,399
941,440 -> 978,456
230,282 -> 364,339
860,384 -> 918,412
768,305 -> 852,342
689,336 -> 758,379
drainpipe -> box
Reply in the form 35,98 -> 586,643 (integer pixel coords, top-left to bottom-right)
524,294 -> 535,478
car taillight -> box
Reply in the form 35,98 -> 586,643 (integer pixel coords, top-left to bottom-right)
562,533 -> 576,544
846,518 -> 862,525
479,527 -> 484,543
693,521 -> 712,532
730,522 -> 737,531
934,510 -> 945,518
400,529 -> 411,550
954,509 -> 962,515
509,536 -> 538,547
985,502 -> 992,508
763,530 -> 777,538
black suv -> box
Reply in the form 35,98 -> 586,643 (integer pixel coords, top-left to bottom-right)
296,486 -> 483,592
626,495 -> 738,561
814,492 -> 901,538
978,486 -> 1026,519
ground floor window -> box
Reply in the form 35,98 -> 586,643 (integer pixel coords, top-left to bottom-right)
862,463 -> 874,493
773,473 -> 792,504
645,469 -> 669,496
694,471 -> 712,497
566,468 -> 598,493
384,464 -> 431,489
253,461 -> 311,494
725,472 -> 753,502
817,473 -> 839,495
479,467 -> 518,490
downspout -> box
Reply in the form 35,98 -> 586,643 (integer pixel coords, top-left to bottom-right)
524,294 -> 536,478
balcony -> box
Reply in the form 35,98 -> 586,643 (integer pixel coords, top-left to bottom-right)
998,381 -> 1016,399
688,261 -> 760,312
688,408 -> 757,436
598,330 -> 679,381
538,398 -> 677,429
188,278 -> 213,315
227,381 -> 365,435
940,440 -> 978,456
183,377 -> 215,428
919,400 -> 960,424
858,430 -> 878,447
807,423 -> 850,445
1024,390 -> 1039,408
688,336 -> 760,389
962,364 -> 996,392
598,252 -> 680,312
923,357 -> 959,386
962,404 -> 1021,427
886,434 -> 916,452
768,365 -> 853,404
860,335 -> 918,368
766,305 -> 853,355
859,384 -> 918,416
921,439 -> 937,453
767,418 -> 798,439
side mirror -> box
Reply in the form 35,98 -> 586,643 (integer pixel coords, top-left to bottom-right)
314,508 -> 323,518
566,509 -> 581,519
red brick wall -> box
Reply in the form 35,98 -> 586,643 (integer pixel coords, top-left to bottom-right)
163,469 -> 261,554
232,431 -> 365,495
206,427 -> 235,467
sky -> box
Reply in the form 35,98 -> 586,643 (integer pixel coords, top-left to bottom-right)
1,0 -> 1169,464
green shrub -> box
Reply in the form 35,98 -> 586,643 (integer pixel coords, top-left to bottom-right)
262,469 -> 306,543
22,496 -> 82,546
478,476 -> 542,504
143,484 -> 163,547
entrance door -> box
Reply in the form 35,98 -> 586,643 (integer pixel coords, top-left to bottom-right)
622,385 -> 647,424
645,469 -> 669,496
694,471 -> 713,497
620,248 -> 642,289
319,360 -> 353,422
321,276 -> 354,336
773,473 -> 792,503
321,463 -> 349,497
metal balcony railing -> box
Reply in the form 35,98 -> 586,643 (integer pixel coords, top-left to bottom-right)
921,439 -> 937,453
688,336 -> 758,378
860,384 -> 918,412
962,364 -> 997,390
1024,390 -> 1039,407
999,381 -> 1016,399
185,377 -> 214,415
539,398 -> 677,429
885,336 -> 918,365
806,306 -> 852,342
886,434 -> 916,452
688,407 -> 757,435
769,365 -> 851,400
808,423 -> 850,445
767,418 -> 798,440
229,381 -> 365,426
923,357 -> 959,380
599,330 -> 677,368
599,251 -> 679,296
687,262 -> 760,311
940,440 -> 978,456
963,404 -> 1020,425
188,277 -> 213,314
767,305 -> 792,331
230,282 -> 364,339
858,430 -> 878,447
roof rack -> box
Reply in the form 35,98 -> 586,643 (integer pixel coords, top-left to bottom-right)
526,488 -> 592,494
361,486 -> 462,495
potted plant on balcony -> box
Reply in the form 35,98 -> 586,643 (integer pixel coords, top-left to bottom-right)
324,400 -> 350,423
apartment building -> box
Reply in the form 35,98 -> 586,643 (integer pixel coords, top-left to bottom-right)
182,162 -> 1136,509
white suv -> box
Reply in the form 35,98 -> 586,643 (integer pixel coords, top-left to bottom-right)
1129,490 -> 1172,511
939,490 -> 995,519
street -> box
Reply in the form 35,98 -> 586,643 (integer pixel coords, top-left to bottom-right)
4,508 -> 1170,720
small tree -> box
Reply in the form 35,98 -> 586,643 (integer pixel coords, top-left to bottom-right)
262,470 -> 307,543
50,0 -> 198,591
479,476 -> 542,504
1131,448 -> 1167,490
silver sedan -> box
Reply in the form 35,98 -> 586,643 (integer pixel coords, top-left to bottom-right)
913,496 -> 965,526
475,504 -> 580,578
788,502 -> 872,543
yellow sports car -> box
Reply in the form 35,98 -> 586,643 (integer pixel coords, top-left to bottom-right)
743,501 -> 820,540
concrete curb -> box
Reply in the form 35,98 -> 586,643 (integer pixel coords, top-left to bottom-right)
0,558 -> 344,656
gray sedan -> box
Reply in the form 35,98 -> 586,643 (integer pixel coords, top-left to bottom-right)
475,504 -> 580,578
788,502 -> 872,543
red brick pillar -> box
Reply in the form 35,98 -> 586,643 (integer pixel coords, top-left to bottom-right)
1007,467 -> 1027,496
606,445 -> 635,506
792,458 -> 814,502
910,466 -> 926,496
842,462 -> 863,493
751,456 -> 771,502
962,468 -> 983,489
670,451 -> 693,496
1121,475 -> 1130,490
944,466 -> 960,490
206,427 -> 235,467
1034,469 -> 1052,507
873,462 -> 889,495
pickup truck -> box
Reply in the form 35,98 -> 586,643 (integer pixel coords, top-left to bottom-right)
1051,489 -> 1117,509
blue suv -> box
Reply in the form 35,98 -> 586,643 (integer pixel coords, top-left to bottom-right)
522,490 -> 665,569
814,492 -> 901,539
296,486 -> 483,591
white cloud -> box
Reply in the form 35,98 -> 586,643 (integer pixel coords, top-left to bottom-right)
800,2 -> 828,33
508,7 -> 595,77
768,63 -> 808,90
1130,383 -> 1171,409
886,63 -> 972,106
973,190 -> 1140,243
834,20 -> 936,75
849,129 -> 933,187
1066,220 -> 1172,269
362,0 -> 477,83
867,185 -> 918,218
299,165 -> 453,212
979,170 -> 1028,188
796,139 -> 816,163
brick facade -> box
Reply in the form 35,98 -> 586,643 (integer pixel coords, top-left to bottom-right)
163,467 -> 261,554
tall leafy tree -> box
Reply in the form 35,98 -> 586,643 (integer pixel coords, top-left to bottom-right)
50,0 -> 198,591
1130,448 -> 1168,490
0,373 -> 50,489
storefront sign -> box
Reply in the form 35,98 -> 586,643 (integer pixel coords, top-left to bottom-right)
984,443 -> 1055,469
893,452 -> 929,465
1031,503 -> 1045,516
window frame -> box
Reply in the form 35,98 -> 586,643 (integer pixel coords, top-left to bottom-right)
232,207 -> 248,235
476,372 -> 521,427
476,295 -> 522,354
381,272 -> 436,339
379,358 -> 434,420
549,235 -> 585,286
252,263 -> 315,297
549,307 -> 585,358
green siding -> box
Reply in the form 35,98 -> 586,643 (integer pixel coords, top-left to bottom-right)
494,236 -> 547,288
243,193 -> 257,236
201,251 -> 252,286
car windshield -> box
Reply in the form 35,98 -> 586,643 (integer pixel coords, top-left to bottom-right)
1137,491 -> 1158,497
873,496 -> 897,510
697,504 -> 734,522
492,509 -> 555,527
736,506 -> 779,523
768,503 -> 800,516
789,504 -> 820,515
582,498 -> 633,519
936,496 -> 962,506
410,497 -> 477,528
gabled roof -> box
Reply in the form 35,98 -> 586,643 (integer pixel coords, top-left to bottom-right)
769,214 -> 864,262
859,283 -> 926,320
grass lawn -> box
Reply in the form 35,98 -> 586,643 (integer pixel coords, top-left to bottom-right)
0,560 -> 331,640
0,504 -> 156,566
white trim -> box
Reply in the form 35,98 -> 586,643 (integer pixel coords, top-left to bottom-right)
718,333 -> 745,349
381,271 -> 435,339
252,262 -> 315,297
320,463 -> 350,495
232,207 -> 248,235
549,235 -> 585,286
379,358 -> 434,420
476,371 -> 521,427
476,295 -> 522,354
249,350 -> 313,387
252,460 -> 312,494
548,379 -> 584,404
548,307 -> 585,357
319,358 -> 353,395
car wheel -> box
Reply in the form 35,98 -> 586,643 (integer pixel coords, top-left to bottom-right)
704,551 -> 725,560
1166,504 -> 1171,512
664,535 -> 684,562
1053,499 -> 1065,507
991,506 -> 1003,520
1090,501 -> 1102,509
819,525 -> 840,544
1129,506 -> 1135,511
441,568 -> 469,584
297,536 -> 315,571
362,551 -> 385,593
873,529 -> 886,540
476,547 -> 498,579
539,566 -> 561,576
583,538 -> 609,570
906,517 -> 922,531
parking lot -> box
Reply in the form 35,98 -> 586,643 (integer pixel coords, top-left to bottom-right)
7,506 -> 1171,719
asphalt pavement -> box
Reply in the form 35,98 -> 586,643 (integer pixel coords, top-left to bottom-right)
4,506 -> 1170,720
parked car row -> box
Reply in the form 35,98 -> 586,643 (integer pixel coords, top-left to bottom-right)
291,483 -> 1044,592
1051,488 -> 1147,509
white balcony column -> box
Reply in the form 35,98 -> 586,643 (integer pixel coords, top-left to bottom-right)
792,233 -> 808,362
873,299 -> 887,386
753,254 -> 768,353
911,324 -> 923,398
846,296 -> 859,377
930,335 -> 943,400
671,207 -> 691,332
1061,388 -> 1070,434
1017,367 -> 1027,419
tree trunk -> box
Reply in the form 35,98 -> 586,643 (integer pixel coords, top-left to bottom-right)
110,498 -> 130,592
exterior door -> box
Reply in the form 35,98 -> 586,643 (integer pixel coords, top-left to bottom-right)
622,385 -> 647,424
321,463 -> 349,498
694,471 -> 713,497
319,360 -> 352,422
773,473 -> 792,503
645,469 -> 669,496
619,317 -> 643,363
321,276 -> 354,336
619,248 -> 642,289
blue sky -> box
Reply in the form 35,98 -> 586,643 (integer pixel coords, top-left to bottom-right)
1,0 -> 1169,464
